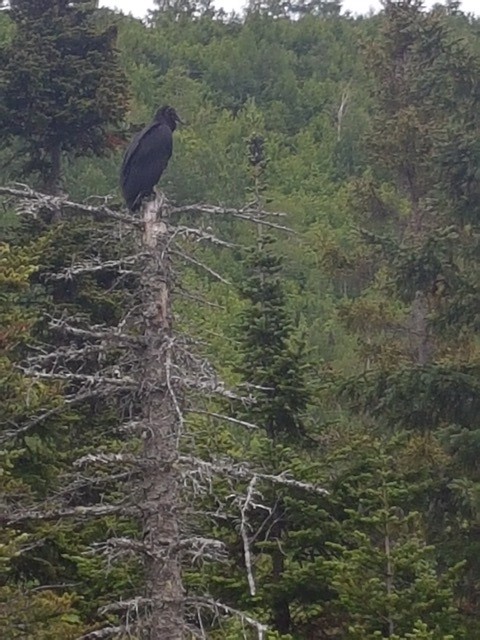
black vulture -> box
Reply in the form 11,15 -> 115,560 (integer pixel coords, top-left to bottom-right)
120,105 -> 182,212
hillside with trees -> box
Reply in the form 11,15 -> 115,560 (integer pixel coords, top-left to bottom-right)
0,0 -> 479,638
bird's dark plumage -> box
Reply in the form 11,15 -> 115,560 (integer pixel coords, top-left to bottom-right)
120,105 -> 182,212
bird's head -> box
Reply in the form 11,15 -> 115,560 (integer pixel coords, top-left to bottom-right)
154,105 -> 184,131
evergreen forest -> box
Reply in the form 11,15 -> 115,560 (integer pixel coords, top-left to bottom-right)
1,0 -> 479,638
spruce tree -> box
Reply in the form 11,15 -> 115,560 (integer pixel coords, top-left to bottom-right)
325,434 -> 465,639
332,0 -> 480,626
237,135 -> 309,442
0,0 -> 128,193
228,135 -> 314,634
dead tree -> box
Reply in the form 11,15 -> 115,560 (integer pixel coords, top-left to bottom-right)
0,185 -> 326,639
140,197 -> 183,638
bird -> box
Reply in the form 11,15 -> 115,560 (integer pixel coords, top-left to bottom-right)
120,105 -> 182,212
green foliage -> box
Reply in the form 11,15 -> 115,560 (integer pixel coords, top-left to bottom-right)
325,434 -> 465,639
2,0 -> 480,636
237,235 -> 310,441
0,0 -> 128,190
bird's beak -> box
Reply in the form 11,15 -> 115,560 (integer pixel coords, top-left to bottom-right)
176,114 -> 186,125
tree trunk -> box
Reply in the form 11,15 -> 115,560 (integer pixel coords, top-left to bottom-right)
271,501 -> 291,635
409,290 -> 431,365
140,195 -> 184,639
43,143 -> 63,222
44,143 -> 62,195
382,485 -> 395,637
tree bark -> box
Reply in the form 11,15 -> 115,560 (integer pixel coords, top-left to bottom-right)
271,501 -> 291,635
382,485 -> 395,637
43,142 -> 63,222
409,290 -> 431,365
44,143 -> 62,195
140,195 -> 184,640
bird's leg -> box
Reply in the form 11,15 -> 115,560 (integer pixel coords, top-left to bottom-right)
153,188 -> 166,215
132,190 -> 155,213
145,188 -> 158,208
144,188 -> 166,218
131,192 -> 145,212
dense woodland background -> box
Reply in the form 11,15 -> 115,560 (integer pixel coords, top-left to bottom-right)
1,0 -> 479,638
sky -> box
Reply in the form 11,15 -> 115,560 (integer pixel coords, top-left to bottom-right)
99,0 -> 480,18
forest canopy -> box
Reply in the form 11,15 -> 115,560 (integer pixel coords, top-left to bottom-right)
0,0 -> 479,638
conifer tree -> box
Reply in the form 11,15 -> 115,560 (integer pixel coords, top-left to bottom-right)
228,135 -> 314,634
0,0 -> 128,193
0,238 -> 90,637
333,0 -> 480,624
326,434 -> 465,639
237,134 -> 309,442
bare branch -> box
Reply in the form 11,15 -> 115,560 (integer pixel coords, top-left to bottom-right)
0,184 -> 139,225
168,202 -> 294,233
229,212 -> 295,233
175,286 -> 226,310
180,456 -> 329,496
169,201 -> 286,218
180,378 -> 254,402
115,420 -> 145,435
188,409 -> 259,430
98,597 -> 151,616
179,537 -> 226,563
187,597 -> 269,640
88,536 -> 225,565
89,538 -> 158,560
174,225 -> 237,248
59,471 -> 134,496
48,318 -> 141,346
45,255 -> 145,280
73,453 -> 137,468
171,249 -> 230,285
336,80 -> 352,141
24,343 -> 105,367
76,626 -> 128,640
165,338 -> 185,445
240,476 -> 258,596
2,504 -> 135,526
18,368 -> 136,389
29,582 -> 81,593
77,613 -> 206,640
